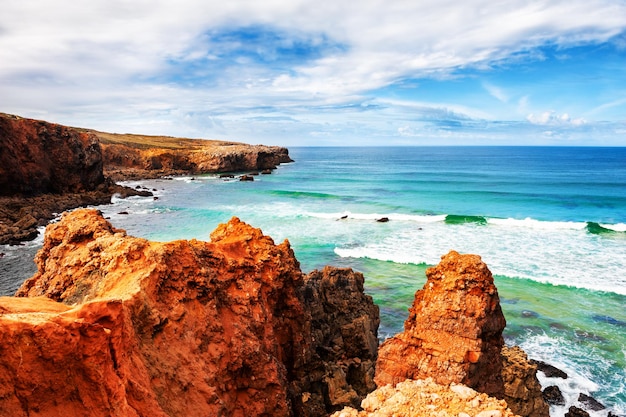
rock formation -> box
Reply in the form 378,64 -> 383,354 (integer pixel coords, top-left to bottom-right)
331,378 -> 520,417
99,135 -> 292,181
1,209 -> 379,416
0,113 -> 104,196
372,251 -> 548,417
375,250 -> 507,397
501,346 -> 550,417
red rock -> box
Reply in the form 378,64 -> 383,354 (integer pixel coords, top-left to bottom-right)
0,113 -> 104,196
2,209 -> 378,416
375,250 -> 507,397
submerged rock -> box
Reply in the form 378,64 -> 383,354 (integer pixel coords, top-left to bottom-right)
2,209 -> 379,417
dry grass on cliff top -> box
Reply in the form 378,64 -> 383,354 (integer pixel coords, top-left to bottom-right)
85,130 -> 245,151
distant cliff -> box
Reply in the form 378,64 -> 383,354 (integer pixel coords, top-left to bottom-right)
0,113 -> 292,244
93,130 -> 292,180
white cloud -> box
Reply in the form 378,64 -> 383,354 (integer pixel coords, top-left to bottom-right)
0,0 -> 625,144
526,111 -> 586,126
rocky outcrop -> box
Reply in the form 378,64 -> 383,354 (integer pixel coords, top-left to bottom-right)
2,209 -> 378,416
501,346 -> 550,417
331,378 -> 520,417
375,250 -> 507,398
101,141 -> 293,180
0,113 -> 104,196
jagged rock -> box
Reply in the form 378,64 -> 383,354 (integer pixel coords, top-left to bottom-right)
294,267 -> 380,415
565,406 -> 590,417
2,209 -> 378,417
375,250 -> 506,398
330,378 -> 520,417
542,385 -> 565,406
578,393 -> 606,411
501,346 -> 550,417
530,360 -> 568,379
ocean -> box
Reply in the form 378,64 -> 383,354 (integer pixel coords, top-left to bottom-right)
1,146 -> 625,416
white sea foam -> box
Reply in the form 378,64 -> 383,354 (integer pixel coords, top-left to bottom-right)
600,222 -> 626,232
488,217 -> 588,230
330,215 -> 626,296
519,334 -> 624,417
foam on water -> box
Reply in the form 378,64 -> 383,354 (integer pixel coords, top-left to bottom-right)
519,333 -> 626,417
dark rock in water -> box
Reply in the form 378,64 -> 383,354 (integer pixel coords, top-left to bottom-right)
592,314 -> 626,327
531,360 -> 568,379
574,330 -> 607,343
542,385 -> 565,405
261,169 -> 272,174
219,174 -> 235,178
339,215 -> 348,220
376,217 -> 389,223
578,393 -> 606,411
549,322 -> 568,331
239,175 -> 254,181
118,211 -> 129,215
565,406 -> 590,417
521,310 -> 539,318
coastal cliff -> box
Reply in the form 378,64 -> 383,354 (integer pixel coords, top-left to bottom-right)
0,113 -> 292,245
96,131 -> 292,181
2,209 -> 378,416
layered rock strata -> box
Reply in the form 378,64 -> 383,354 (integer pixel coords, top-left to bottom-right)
1,209 -> 378,416
375,250 -> 507,397
99,136 -> 292,181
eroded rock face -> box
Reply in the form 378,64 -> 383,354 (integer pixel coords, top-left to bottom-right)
3,209 -> 379,417
0,113 -> 104,196
375,250 -> 507,397
501,346 -> 550,417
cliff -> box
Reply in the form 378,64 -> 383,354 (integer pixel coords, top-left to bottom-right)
0,113 -> 292,245
0,113 -> 104,196
2,209 -> 378,416
94,131 -> 292,180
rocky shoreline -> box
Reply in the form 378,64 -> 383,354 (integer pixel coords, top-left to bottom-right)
1,113 -> 620,416
0,113 -> 292,246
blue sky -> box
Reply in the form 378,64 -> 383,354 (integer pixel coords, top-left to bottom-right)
1,1 -> 626,146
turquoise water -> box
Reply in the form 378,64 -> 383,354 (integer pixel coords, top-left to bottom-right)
2,146 -> 624,416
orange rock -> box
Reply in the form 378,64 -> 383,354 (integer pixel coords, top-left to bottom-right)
375,250 -> 506,397
2,209 -> 379,416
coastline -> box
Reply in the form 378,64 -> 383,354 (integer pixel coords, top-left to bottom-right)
0,112 -> 293,246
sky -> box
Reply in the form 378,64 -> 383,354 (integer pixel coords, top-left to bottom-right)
1,1 -> 626,146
